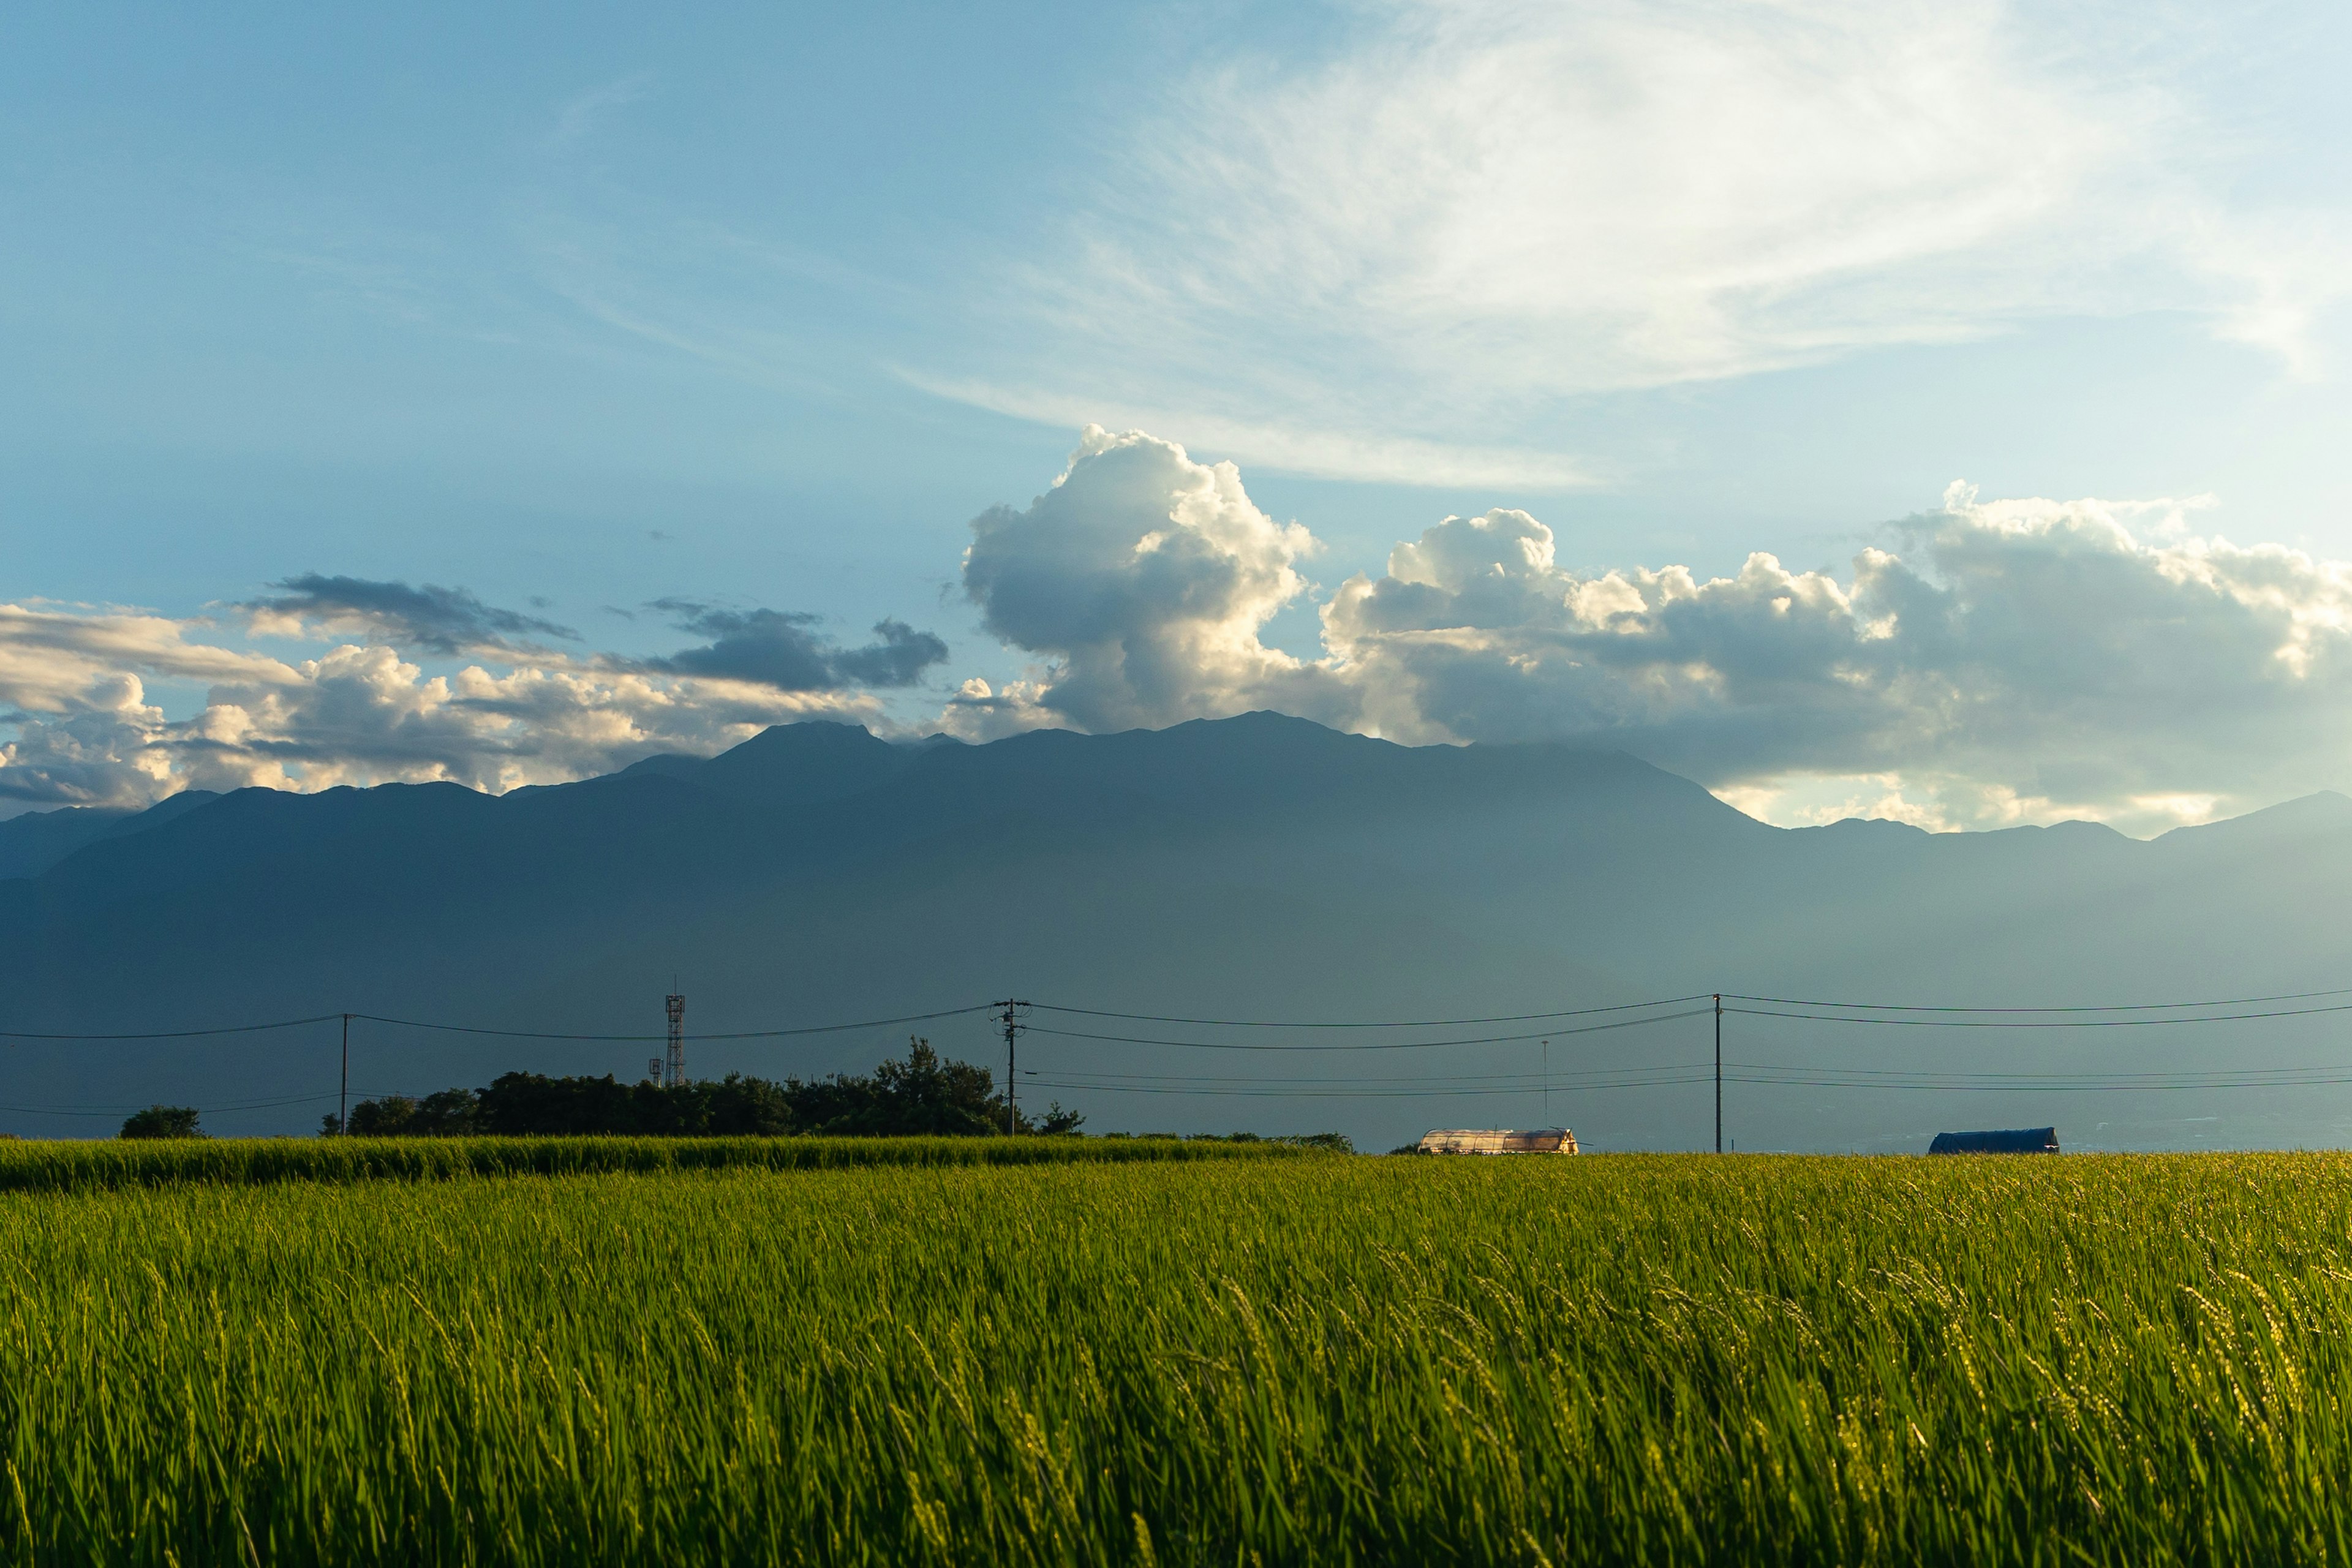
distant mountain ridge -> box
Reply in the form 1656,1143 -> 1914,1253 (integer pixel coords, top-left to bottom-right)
4,714 -> 2351,1152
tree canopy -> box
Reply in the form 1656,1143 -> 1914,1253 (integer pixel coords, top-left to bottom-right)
120,1105 -> 204,1140
323,1038 -> 1087,1139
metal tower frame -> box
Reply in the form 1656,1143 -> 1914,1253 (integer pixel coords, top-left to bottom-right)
665,991 -> 686,1087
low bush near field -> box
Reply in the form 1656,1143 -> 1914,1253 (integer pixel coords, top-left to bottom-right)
4,1153 -> 2350,1564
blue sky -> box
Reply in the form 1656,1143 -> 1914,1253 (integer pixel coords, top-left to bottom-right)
6,0 -> 2352,831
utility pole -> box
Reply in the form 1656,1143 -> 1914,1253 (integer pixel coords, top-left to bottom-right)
665,987 -> 687,1088
339,1013 -> 350,1136
1714,993 -> 1722,1154
998,998 -> 1027,1134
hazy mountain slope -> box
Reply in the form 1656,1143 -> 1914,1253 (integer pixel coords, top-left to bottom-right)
4,715 -> 2350,1152
0,790 -> 220,880
0,806 -> 134,880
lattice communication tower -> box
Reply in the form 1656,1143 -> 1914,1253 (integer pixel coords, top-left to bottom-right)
665,990 -> 687,1088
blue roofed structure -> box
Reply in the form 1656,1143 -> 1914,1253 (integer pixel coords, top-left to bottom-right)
1929,1127 -> 2059,1153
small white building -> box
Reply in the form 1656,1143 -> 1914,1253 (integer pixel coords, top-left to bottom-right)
1416,1128 -> 1578,1155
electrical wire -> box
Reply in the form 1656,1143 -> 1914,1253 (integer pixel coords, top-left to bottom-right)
18,979 -> 2352,1118
0,1091 -> 345,1119
1023,1007 -> 1714,1053
1024,1062 -> 1713,1087
1022,1063 -> 2352,1098
1722,1072 -> 2352,1093
1724,1001 -> 2352,1030
20,981 -> 2351,1048
1025,994 -> 1714,1028
1721,1061 -> 2352,1085
349,1003 -> 997,1042
1722,986 -> 2352,1014
1019,1074 -> 1714,1099
0,1014 -> 343,1041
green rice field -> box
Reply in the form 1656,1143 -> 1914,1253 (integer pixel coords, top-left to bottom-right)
3,1145 -> 2350,1565
0,1130 -> 1296,1194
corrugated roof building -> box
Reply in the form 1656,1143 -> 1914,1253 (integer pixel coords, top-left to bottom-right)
1416,1128 -> 1579,1155
1929,1127 -> 2059,1154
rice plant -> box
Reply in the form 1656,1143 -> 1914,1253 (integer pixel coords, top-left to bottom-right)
2,1152 -> 2348,1564
0,1131 -> 1303,1194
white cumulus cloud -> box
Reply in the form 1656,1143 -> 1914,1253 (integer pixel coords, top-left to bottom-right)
956,428 -> 2352,834
954,425 -> 1350,734
18,429 -> 2352,839
0,598 -> 904,815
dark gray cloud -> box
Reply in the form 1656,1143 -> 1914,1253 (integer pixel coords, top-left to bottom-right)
833,620 -> 956,687
647,601 -> 948,691
247,575 -> 579,655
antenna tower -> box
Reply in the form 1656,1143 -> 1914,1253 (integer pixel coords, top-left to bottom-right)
665,988 -> 687,1088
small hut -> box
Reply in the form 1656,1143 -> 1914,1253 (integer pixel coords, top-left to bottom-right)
1929,1127 -> 2059,1154
1416,1128 -> 1578,1155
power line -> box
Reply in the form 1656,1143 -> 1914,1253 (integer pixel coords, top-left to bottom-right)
1023,1008 -> 1714,1053
22,983 -> 2352,1048
1019,1074 -> 1714,1099
19,979 -> 2352,1134
1019,1046 -> 2352,1093
1723,1060 -> 2352,1085
1722,986 -> 2352,1014
1022,1061 -> 2352,1099
1025,1062 -> 1714,1087
1724,1001 -> 2352,1029
347,1003 -> 997,1041
0,1091 -> 348,1118
1025,995 -> 1714,1028
1723,1072 -> 2352,1093
0,1014 -> 342,1040
0,1005 -> 995,1045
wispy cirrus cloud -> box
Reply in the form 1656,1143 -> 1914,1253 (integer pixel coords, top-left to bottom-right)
899,373 -> 1593,491
547,74 -> 655,150
914,0 -> 2351,481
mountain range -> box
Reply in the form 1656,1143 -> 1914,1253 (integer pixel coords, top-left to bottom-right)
4,713 -> 2349,1152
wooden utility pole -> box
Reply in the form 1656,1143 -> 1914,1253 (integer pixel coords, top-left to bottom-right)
998,998 -> 1026,1134
1714,993 -> 1722,1154
339,1013 -> 350,1136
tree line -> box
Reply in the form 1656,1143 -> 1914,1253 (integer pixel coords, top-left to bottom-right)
118,1036 -> 1354,1150
120,1038 -> 1074,1140
319,1037 -> 1083,1139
